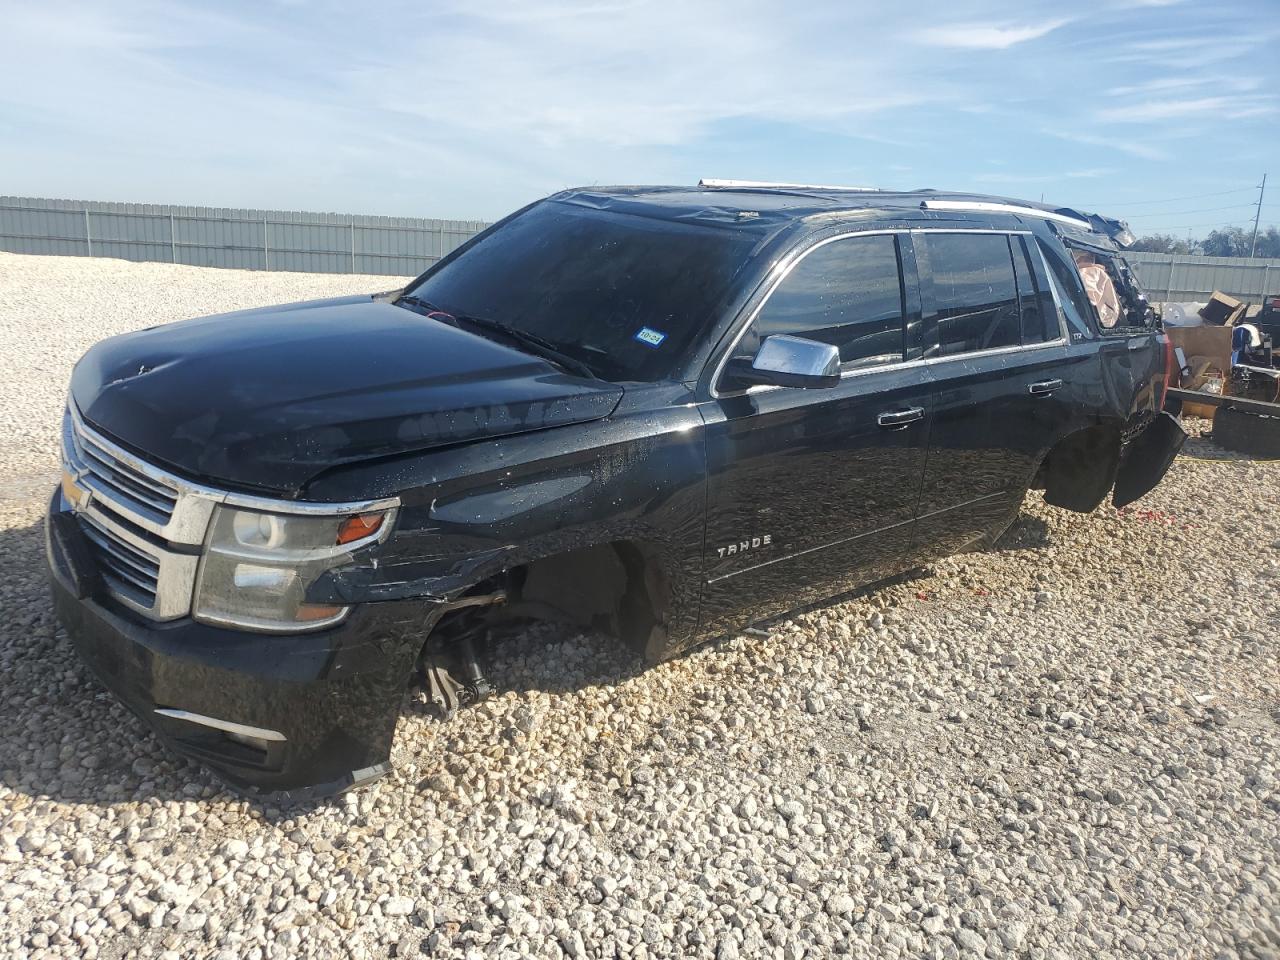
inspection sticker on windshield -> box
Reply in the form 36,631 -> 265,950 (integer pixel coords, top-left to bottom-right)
634,327 -> 667,348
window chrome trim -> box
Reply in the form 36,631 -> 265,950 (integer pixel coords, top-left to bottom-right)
709,227 -> 1044,399
922,338 -> 1066,367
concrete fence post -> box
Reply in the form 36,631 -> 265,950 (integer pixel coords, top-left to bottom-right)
263,217 -> 269,271
350,220 -> 356,274
84,208 -> 92,257
1164,257 -> 1176,302
170,213 -> 177,263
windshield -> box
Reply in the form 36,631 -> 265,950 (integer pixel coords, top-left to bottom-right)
401,200 -> 757,381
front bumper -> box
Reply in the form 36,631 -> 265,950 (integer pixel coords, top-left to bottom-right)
46,491 -> 424,801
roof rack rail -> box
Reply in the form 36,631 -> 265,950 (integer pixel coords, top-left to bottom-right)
699,178 -> 881,193
919,199 -> 1091,231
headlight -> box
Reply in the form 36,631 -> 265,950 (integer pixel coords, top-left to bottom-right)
193,503 -> 396,632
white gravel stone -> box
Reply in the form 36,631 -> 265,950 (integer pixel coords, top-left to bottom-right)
0,252 -> 1277,959
382,897 -> 414,918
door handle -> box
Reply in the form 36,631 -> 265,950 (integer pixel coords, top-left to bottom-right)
1028,379 -> 1063,396
877,406 -> 926,429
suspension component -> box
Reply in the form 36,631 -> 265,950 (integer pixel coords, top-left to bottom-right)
415,591 -> 506,719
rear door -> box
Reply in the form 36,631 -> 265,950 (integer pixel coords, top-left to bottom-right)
912,229 -> 1073,557
697,231 -> 933,636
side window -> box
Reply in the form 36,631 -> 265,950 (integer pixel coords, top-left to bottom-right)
737,234 -> 905,370
1037,237 -> 1095,339
925,233 -> 1020,355
1013,236 -> 1059,343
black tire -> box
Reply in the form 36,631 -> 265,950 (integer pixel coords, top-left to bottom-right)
1212,406 -> 1280,458
1163,394 -> 1184,418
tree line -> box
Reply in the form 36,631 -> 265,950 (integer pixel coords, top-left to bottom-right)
1130,225 -> 1280,258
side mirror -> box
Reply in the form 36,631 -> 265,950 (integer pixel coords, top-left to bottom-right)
725,334 -> 841,390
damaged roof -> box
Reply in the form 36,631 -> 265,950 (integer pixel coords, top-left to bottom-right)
550,182 -> 1134,246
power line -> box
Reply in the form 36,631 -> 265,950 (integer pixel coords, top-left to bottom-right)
1131,219 -> 1261,233
1124,202 -> 1256,217
1081,186 -> 1257,207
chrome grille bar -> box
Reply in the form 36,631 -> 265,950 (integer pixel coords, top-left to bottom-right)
79,515 -> 160,585
76,433 -> 178,518
70,422 -> 178,524
78,514 -> 161,606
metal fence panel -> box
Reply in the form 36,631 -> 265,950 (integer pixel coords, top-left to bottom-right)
0,196 -> 491,277
1125,252 -> 1280,303
7,196 -> 1271,299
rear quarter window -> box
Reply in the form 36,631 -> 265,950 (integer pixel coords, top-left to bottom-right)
1036,237 -> 1096,341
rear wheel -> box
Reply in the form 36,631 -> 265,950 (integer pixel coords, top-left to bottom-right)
1212,406 -> 1280,458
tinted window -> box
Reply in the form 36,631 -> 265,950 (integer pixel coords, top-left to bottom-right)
739,234 -> 905,369
404,201 -> 756,382
926,233 -> 1020,355
1014,236 -> 1059,343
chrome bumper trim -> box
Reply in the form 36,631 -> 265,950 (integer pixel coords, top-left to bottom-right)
153,708 -> 288,742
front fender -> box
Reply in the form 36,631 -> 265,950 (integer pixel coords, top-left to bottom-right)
304,393 -> 709,644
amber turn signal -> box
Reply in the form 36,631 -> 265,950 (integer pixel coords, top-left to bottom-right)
295,603 -> 347,622
336,512 -> 385,545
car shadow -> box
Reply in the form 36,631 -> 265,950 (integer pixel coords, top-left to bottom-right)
989,511 -> 1052,552
0,516 -> 235,810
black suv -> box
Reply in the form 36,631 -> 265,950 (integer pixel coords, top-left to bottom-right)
47,181 -> 1184,798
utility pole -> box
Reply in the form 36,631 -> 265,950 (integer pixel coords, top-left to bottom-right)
1249,173 -> 1267,257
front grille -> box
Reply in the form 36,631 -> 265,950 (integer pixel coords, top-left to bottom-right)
70,422 -> 178,525
78,513 -> 161,608
61,406 -> 208,620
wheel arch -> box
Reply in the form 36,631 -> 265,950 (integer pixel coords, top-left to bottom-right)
1035,421 -> 1124,513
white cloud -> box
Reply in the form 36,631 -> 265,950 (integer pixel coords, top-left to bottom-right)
915,18 -> 1070,49
973,168 -> 1113,185
1040,129 -> 1169,163
347,1 -> 945,151
1,0 -> 1275,219
1097,96 -> 1277,123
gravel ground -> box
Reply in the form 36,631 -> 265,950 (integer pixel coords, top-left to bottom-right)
1,251 -> 1279,960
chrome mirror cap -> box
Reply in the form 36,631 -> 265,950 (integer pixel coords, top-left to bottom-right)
749,334 -> 841,388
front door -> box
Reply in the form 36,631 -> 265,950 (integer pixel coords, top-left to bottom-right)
697,231 -> 933,637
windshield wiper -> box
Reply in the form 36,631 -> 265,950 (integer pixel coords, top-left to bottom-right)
395,294 -> 453,319
454,314 -> 600,381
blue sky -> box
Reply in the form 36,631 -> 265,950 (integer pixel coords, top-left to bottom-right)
1,0 -> 1276,236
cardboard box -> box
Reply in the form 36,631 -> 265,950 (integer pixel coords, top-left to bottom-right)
1167,325 -> 1233,374
1199,290 -> 1243,325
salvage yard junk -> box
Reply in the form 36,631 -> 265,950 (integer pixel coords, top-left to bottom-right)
1164,289 -> 1280,456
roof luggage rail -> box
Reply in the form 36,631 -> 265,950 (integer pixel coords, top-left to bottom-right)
699,178 -> 882,193
919,199 -> 1091,231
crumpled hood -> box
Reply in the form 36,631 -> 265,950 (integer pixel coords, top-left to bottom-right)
71,295 -> 623,494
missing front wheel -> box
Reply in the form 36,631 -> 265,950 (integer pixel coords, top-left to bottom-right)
417,630 -> 494,719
